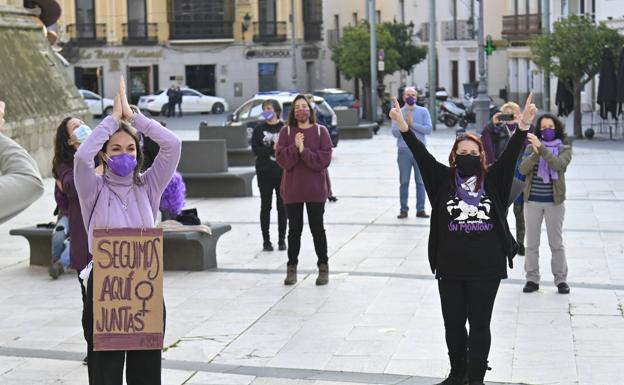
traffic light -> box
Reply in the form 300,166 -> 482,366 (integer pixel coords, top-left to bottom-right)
485,35 -> 496,56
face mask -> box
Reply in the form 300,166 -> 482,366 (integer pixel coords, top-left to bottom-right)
106,153 -> 137,177
73,125 -> 92,143
294,109 -> 310,123
405,96 -> 416,106
505,123 -> 518,132
541,128 -> 556,141
455,154 -> 481,176
261,111 -> 275,121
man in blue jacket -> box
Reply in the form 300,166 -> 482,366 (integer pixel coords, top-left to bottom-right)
391,87 -> 432,218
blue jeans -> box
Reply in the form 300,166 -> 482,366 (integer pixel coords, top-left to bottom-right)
51,216 -> 71,269
398,147 -> 426,213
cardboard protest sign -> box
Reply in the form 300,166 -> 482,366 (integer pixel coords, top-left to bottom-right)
92,228 -> 164,351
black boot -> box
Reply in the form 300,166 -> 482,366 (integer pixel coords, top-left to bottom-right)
435,353 -> 468,385
468,360 -> 490,385
434,376 -> 467,385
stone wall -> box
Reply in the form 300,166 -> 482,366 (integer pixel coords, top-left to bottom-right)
0,4 -> 91,177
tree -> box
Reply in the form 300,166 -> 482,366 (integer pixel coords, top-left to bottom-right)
530,14 -> 622,138
331,21 -> 426,120
383,21 -> 428,75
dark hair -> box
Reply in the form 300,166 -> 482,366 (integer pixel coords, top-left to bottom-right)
287,94 -> 316,127
534,113 -> 565,141
448,132 -> 488,191
52,117 -> 77,179
262,99 -> 282,119
100,122 -> 145,185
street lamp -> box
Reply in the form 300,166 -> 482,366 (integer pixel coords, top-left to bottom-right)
241,13 -> 252,40
474,0 -> 489,134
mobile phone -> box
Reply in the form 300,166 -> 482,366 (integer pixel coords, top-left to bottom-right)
498,113 -> 515,121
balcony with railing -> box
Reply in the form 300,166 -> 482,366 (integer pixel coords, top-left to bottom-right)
502,13 -> 542,42
66,23 -> 107,45
441,19 -> 474,41
304,21 -> 323,41
122,22 -> 158,45
169,21 -> 234,40
253,21 -> 287,43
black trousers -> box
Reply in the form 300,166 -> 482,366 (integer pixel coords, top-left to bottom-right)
166,101 -> 175,117
437,279 -> 500,381
257,171 -> 286,243
82,270 -> 164,385
285,202 -> 327,266
176,102 -> 182,117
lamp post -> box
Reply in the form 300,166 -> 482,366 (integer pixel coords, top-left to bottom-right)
368,0 -> 378,123
290,0 -> 297,89
474,0 -> 489,133
241,13 -> 251,40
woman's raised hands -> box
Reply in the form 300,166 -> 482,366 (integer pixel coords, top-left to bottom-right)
389,97 -> 408,132
119,77 -> 135,122
519,92 -> 538,131
111,77 -> 135,123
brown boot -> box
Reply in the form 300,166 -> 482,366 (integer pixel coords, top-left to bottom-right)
284,265 -> 297,285
316,263 -> 329,285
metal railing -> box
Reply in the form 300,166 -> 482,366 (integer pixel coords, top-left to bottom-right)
253,21 -> 287,43
122,22 -> 158,45
441,19 -> 474,41
502,14 -> 542,41
169,21 -> 234,40
66,23 -> 107,45
304,21 -> 323,41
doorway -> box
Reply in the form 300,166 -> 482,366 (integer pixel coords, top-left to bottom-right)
128,66 -> 150,104
185,65 -> 216,96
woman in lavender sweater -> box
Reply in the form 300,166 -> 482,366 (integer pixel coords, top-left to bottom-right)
74,78 -> 181,385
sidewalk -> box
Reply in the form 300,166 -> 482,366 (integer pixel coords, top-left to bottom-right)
0,124 -> 623,385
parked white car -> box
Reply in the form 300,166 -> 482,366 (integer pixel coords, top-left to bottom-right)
138,87 -> 229,116
79,89 -> 114,116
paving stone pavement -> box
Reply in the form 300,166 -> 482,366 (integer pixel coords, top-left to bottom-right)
0,123 -> 623,385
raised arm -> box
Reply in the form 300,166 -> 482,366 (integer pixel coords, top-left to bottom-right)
0,133 -> 44,224
389,97 -> 448,198
74,115 -> 117,219
135,113 -> 182,198
300,125 -> 332,171
489,93 -> 536,206
275,126 -> 300,171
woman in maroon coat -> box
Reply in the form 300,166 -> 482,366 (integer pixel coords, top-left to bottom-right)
275,94 -> 332,286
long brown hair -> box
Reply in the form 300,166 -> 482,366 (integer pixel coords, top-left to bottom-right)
52,117 -> 76,179
448,132 -> 488,191
100,122 -> 144,185
287,94 -> 316,127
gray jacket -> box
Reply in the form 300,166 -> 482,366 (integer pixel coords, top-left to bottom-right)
518,142 -> 572,205
0,133 -> 44,224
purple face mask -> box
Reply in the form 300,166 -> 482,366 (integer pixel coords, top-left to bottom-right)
541,128 -> 556,141
261,111 -> 275,121
106,153 -> 137,177
405,96 -> 416,106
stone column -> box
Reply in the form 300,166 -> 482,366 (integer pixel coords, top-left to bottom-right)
0,3 -> 90,177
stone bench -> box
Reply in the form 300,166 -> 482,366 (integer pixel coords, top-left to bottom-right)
199,123 -> 255,167
178,140 -> 255,197
335,109 -> 378,139
10,223 -> 232,271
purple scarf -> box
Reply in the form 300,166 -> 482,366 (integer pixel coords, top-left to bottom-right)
454,173 -> 485,206
537,139 -> 562,183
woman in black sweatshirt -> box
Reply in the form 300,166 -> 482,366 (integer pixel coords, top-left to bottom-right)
389,94 -> 537,385
251,99 -> 287,251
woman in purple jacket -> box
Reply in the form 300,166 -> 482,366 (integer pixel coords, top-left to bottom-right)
74,78 -> 181,385
275,94 -> 332,286
51,117 -> 92,280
